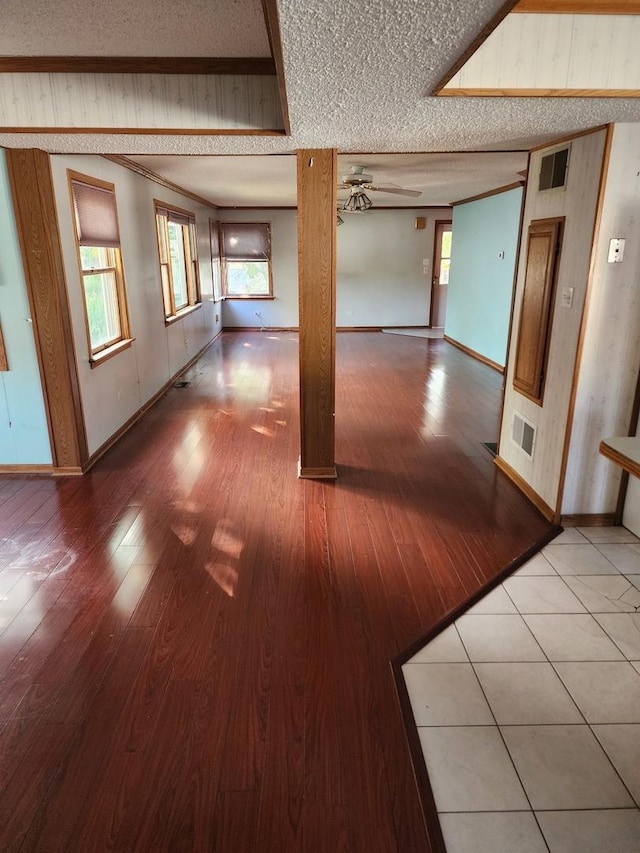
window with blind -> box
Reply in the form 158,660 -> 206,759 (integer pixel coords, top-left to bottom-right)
69,172 -> 131,361
155,203 -> 201,321
220,222 -> 272,298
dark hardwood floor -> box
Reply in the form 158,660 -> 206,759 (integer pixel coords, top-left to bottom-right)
0,331 -> 552,852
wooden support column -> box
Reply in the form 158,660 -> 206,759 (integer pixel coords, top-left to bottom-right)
297,149 -> 337,479
6,148 -> 88,472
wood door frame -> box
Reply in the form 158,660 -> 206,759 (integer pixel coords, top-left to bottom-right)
429,219 -> 452,328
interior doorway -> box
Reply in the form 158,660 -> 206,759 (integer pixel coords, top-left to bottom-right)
430,220 -> 452,328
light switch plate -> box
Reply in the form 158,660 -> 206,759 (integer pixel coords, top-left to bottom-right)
561,286 -> 574,309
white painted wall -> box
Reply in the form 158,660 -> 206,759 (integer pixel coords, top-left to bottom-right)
219,209 -> 298,329
336,209 -> 449,327
50,155 -> 220,457
563,124 -> 640,516
499,130 -> 607,514
219,207 -> 450,329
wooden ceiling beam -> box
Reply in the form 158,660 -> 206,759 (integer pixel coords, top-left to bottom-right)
0,56 -> 276,75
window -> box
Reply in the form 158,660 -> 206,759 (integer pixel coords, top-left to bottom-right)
221,222 -> 272,298
155,203 -> 201,321
69,172 -> 131,362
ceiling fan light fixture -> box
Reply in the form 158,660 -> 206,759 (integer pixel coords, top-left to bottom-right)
342,189 -> 373,212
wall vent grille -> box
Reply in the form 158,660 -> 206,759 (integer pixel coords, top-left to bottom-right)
512,412 -> 536,458
539,147 -> 569,191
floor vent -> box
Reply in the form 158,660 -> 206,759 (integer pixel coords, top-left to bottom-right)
512,413 -> 536,458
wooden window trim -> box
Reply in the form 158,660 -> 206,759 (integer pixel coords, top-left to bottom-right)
220,222 -> 273,299
154,200 -> 201,322
513,216 -> 565,405
68,170 -> 131,361
89,336 -> 135,369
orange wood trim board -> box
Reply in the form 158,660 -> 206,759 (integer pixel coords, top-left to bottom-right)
494,455 -> 556,520
0,56 -> 276,75
513,0 -> 640,13
599,438 -> 640,481
438,88 -> 640,97
444,335 -> 505,373
452,181 -> 523,206
0,321 -> 7,371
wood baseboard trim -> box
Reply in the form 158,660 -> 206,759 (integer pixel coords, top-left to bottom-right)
297,461 -> 338,479
392,522 -> 560,853
494,455 -> 555,521
222,325 -> 299,332
0,464 -> 53,475
560,513 -> 617,527
336,326 -> 382,332
444,335 -> 504,373
83,332 -> 221,473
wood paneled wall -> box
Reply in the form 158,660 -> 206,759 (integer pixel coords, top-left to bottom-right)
296,149 -> 337,478
563,123 -> 640,515
499,130 -> 607,517
6,148 -> 87,471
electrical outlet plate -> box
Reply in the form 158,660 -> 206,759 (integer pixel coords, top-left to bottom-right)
608,238 -> 625,263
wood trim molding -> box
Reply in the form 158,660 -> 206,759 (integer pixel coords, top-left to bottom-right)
494,455 -> 555,520
529,125 -> 608,152
0,127 -> 286,136
297,463 -> 338,480
83,331 -> 221,473
444,335 -> 504,373
0,321 -> 7,371
616,344 -> 640,523
451,181 -> 523,206
6,148 -> 88,470
554,124 -> 612,521
0,464 -> 84,476
431,0 -> 521,94
497,156 -> 529,456
513,1 -> 640,13
337,326 -> 382,332
261,0 -> 291,135
297,149 -> 337,478
561,512 -> 617,526
438,88 -> 640,98
103,156 -> 219,209
0,56 -> 276,75
599,439 -> 640,481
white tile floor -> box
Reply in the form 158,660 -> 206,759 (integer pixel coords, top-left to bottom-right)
403,526 -> 640,853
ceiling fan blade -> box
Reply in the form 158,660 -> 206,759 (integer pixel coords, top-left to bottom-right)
368,185 -> 422,197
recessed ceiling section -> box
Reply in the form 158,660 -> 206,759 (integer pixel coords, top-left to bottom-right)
0,0 -> 285,133
124,152 -> 528,209
438,5 -> 640,97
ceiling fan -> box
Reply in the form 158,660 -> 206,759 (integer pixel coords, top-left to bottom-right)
338,165 -> 421,212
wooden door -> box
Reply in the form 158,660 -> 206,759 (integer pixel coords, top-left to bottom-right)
430,220 -> 452,328
513,217 -> 564,404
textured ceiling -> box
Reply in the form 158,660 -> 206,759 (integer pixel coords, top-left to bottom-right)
2,0 -> 640,203
0,0 -> 271,57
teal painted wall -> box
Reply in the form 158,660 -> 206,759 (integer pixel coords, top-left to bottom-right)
0,149 -> 52,464
446,187 -> 523,368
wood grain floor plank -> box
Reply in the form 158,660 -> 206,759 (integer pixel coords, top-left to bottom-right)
0,331 -> 553,852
